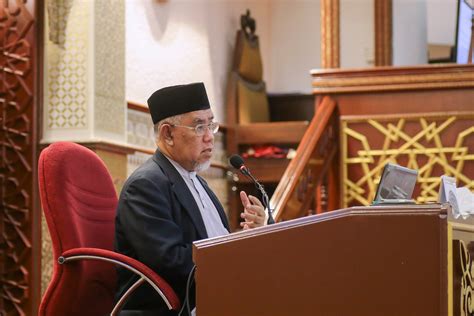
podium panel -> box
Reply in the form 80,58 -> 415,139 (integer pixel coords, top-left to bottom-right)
193,204 -> 473,316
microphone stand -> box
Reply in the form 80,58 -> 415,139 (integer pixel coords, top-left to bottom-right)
240,168 -> 275,225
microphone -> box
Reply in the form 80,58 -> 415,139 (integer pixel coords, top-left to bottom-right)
229,154 -> 250,176
229,154 -> 275,225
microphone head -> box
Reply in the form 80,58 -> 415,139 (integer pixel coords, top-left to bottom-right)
229,154 -> 245,169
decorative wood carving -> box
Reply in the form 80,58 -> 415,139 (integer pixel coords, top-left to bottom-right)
341,113 -> 474,207
0,0 -> 40,314
321,0 -> 340,68
453,240 -> 474,316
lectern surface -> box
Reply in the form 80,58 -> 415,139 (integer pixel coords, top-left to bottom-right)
193,205 -> 457,316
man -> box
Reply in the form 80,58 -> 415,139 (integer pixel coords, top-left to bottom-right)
115,82 -> 266,315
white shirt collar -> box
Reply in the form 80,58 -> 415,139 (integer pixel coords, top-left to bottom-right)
164,155 -> 197,180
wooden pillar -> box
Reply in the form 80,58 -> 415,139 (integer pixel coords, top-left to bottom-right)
321,0 -> 340,68
0,0 -> 42,314
374,0 -> 392,66
469,15 -> 474,64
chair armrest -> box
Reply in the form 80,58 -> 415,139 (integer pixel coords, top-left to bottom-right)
60,247 -> 181,312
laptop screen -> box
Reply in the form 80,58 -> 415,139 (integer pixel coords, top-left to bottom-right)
373,163 -> 418,203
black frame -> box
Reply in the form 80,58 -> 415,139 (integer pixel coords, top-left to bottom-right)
454,0 -> 474,63
373,163 -> 418,203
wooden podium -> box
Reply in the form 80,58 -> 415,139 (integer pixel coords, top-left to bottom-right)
193,204 -> 474,316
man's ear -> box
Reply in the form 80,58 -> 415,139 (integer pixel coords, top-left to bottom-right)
161,124 -> 174,145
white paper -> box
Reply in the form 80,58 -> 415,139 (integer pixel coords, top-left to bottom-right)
456,187 -> 474,218
439,175 -> 457,203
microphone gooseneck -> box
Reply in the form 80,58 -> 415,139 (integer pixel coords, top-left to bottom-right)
228,154 -> 275,225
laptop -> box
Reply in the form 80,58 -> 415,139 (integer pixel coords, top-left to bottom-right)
372,163 -> 418,205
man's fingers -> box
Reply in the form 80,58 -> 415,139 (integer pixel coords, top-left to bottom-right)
241,211 -> 264,224
247,195 -> 263,207
240,191 -> 250,207
245,203 -> 265,218
240,221 -> 258,229
241,222 -> 250,230
239,192 -> 266,229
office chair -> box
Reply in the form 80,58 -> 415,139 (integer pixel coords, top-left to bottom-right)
38,141 -> 180,315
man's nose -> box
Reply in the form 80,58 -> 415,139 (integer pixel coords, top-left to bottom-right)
202,126 -> 214,141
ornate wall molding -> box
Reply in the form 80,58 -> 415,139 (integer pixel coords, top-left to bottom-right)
43,0 -> 126,143
45,0 -> 89,130
94,0 -> 125,138
312,64 -> 474,93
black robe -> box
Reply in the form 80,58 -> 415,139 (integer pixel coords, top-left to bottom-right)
115,149 -> 229,314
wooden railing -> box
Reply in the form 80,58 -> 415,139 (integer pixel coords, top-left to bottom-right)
271,96 -> 339,221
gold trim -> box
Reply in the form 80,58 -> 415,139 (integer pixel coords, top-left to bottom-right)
314,72 -> 474,87
313,81 -> 474,94
450,222 -> 474,233
321,0 -> 340,68
342,111 -> 474,122
341,120 -> 348,206
313,72 -> 474,92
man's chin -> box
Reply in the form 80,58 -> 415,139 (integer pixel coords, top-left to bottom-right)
195,160 -> 211,173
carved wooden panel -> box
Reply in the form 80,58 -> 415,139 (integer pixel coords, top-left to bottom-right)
0,0 -> 39,315
341,113 -> 474,207
453,240 -> 474,316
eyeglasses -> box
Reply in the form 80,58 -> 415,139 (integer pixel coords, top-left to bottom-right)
170,122 -> 219,136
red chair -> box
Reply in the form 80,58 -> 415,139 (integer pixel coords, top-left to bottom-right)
38,142 -> 180,316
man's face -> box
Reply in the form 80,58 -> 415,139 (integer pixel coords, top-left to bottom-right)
169,109 -> 215,172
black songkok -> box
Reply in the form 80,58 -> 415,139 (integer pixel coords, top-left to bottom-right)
147,82 -> 211,124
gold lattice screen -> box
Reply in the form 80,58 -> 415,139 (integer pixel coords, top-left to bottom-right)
341,113 -> 474,207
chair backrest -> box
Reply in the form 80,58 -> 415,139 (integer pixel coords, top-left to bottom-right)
38,141 -> 118,316
227,10 -> 270,125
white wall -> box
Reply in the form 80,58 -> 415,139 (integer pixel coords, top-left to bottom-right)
393,0 -> 428,66
126,0 -> 271,122
340,0 -> 374,68
427,0 -> 457,45
267,0 -> 321,93
126,0 -> 455,115
126,0 -> 324,111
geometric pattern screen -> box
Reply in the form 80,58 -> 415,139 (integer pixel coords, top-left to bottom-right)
341,113 -> 474,207
46,0 -> 89,128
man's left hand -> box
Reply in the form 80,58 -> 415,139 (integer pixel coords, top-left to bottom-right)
239,191 -> 266,230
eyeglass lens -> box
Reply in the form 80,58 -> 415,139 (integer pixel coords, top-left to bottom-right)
196,122 -> 219,135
